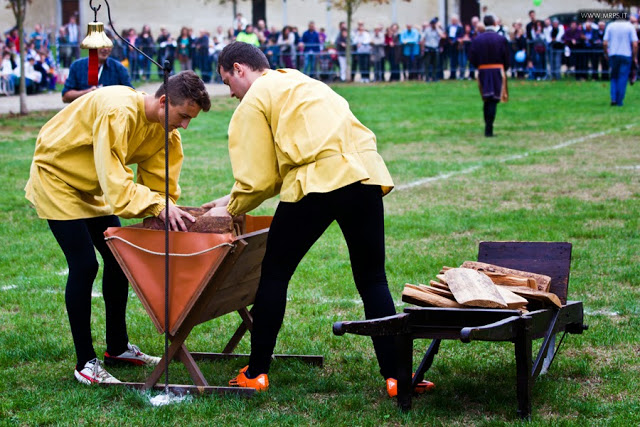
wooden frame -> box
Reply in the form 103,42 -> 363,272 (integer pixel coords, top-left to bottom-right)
333,241 -> 587,419
103,216 -> 323,396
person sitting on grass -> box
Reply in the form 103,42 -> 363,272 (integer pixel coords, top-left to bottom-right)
25,71 -> 210,385
203,42 -> 435,397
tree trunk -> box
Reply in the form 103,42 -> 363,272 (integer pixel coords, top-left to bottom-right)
345,5 -> 352,82
19,23 -> 28,114
12,0 -> 28,115
251,0 -> 266,26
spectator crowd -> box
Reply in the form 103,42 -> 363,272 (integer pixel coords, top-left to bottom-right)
2,9 -> 639,96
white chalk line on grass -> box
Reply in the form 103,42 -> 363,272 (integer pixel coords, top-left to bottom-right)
396,124 -> 637,191
0,286 -> 110,298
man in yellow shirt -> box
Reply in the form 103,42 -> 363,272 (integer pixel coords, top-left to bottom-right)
204,42 -> 433,396
25,70 -> 211,385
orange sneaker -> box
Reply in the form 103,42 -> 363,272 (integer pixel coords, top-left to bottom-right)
386,376 -> 435,397
229,365 -> 269,391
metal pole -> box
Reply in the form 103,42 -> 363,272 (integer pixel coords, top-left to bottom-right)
101,0 -> 172,391
391,0 -> 397,24
162,59 -> 171,391
326,0 -> 332,40
282,0 -> 288,27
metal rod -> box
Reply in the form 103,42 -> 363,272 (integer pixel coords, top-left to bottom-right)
163,61 -> 170,392
98,0 -> 173,391
89,0 -> 100,22
103,0 -> 162,69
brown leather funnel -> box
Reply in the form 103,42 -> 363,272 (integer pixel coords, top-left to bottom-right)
104,214 -> 272,335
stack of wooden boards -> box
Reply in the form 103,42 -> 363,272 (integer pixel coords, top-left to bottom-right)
402,261 -> 562,311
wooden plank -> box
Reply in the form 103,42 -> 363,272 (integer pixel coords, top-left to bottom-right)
461,261 -> 551,292
429,281 -> 450,291
222,316 -> 249,354
213,232 -> 268,291
402,284 -> 465,308
444,268 -> 507,308
476,241 -> 572,303
176,344 -> 208,387
479,271 -> 537,289
424,282 -> 455,298
199,279 -> 259,324
496,285 -> 562,308
419,286 -> 457,300
496,286 -> 529,309
101,382 -> 255,397
435,274 -> 447,284
190,352 -> 324,366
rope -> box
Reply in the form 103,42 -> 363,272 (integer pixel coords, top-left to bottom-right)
105,235 -> 234,257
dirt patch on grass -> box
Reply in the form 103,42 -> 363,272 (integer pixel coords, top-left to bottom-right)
563,345 -> 637,369
389,129 -> 640,214
584,219 -> 626,230
0,130 -> 39,142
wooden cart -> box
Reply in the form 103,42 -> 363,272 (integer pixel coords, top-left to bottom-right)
333,242 -> 587,419
103,215 -> 323,396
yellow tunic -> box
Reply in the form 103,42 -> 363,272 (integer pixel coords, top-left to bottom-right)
227,69 -> 394,216
25,85 -> 183,220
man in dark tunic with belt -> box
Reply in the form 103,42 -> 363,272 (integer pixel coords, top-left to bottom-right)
469,15 -> 510,137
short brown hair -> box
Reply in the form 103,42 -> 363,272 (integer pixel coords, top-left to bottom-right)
155,70 -> 211,112
217,42 -> 270,75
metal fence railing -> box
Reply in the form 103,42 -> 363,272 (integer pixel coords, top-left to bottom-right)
1,40 -> 619,97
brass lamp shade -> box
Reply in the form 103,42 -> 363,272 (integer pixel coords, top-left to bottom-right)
80,22 -> 113,49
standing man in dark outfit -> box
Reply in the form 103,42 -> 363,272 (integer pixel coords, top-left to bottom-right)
469,14 -> 510,137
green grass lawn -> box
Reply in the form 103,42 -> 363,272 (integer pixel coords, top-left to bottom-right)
1,79 -> 639,425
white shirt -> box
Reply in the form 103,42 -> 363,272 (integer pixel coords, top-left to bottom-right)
604,21 -> 638,57
67,23 -> 79,43
544,25 -> 565,44
1,58 -> 14,76
352,30 -> 372,54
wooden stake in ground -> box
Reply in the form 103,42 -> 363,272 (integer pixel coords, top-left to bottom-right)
444,268 -> 507,308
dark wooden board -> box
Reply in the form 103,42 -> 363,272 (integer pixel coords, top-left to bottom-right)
478,241 -> 572,304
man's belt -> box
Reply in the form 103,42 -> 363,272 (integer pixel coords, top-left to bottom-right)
478,64 -> 504,70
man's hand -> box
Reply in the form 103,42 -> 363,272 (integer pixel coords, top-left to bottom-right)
157,205 -> 196,231
201,194 -> 231,210
202,206 -> 232,218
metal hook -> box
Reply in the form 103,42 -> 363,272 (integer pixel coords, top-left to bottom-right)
89,0 -> 101,22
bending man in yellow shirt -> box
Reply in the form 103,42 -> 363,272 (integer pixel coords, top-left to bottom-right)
25,71 -> 211,385
204,42 -> 433,396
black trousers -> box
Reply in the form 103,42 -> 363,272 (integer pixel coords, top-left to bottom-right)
248,183 -> 397,379
48,216 -> 129,369
483,99 -> 499,136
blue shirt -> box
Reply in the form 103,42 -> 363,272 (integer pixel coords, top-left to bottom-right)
62,57 -> 133,96
400,28 -> 421,57
302,30 -> 321,52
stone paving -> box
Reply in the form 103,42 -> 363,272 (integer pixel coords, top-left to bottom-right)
0,82 -> 228,115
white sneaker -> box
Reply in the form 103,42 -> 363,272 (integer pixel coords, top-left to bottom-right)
74,358 -> 121,385
104,343 -> 161,366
